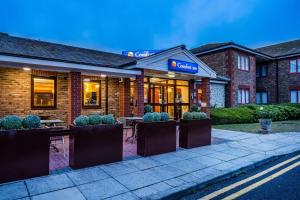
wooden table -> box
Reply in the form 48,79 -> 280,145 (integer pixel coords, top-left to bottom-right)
40,119 -> 65,127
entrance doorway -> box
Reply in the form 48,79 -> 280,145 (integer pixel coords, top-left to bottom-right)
144,77 -> 190,119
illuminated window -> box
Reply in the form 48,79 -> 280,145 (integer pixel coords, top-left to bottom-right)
83,80 -> 101,108
32,76 -> 56,108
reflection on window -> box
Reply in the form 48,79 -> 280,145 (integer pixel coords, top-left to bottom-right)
144,84 -> 148,103
168,86 -> 174,103
83,81 -> 101,107
176,80 -> 189,86
32,77 -> 56,108
130,81 -> 135,105
176,86 -> 189,103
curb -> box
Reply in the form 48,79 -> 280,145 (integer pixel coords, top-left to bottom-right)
148,149 -> 300,200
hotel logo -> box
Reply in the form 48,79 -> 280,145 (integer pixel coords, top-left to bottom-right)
171,61 -> 177,67
127,52 -> 134,57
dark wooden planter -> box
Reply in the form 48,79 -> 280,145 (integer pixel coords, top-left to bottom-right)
179,119 -> 211,149
137,120 -> 177,156
0,128 -> 53,184
69,124 -> 123,169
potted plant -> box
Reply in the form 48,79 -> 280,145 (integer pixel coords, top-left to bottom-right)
69,114 -> 123,169
257,107 -> 273,134
0,115 -> 57,183
179,110 -> 211,149
137,112 -> 176,156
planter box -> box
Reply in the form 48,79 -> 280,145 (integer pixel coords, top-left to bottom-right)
69,124 -> 123,169
137,120 -> 177,156
0,128 -> 53,184
179,119 -> 211,149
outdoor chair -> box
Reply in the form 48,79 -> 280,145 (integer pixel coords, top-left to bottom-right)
118,117 -> 132,139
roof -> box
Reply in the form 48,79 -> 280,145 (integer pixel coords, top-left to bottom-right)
255,39 -> 300,58
190,41 -> 272,59
0,33 -> 135,68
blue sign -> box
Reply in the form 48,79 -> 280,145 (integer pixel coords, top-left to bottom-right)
168,59 -> 198,74
122,50 -> 162,58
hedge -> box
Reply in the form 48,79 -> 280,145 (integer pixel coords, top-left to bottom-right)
211,104 -> 300,125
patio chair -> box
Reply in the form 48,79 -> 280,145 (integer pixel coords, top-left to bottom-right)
50,136 -> 66,158
118,117 -> 132,139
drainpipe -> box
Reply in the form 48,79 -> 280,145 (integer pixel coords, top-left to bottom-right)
105,77 -> 109,114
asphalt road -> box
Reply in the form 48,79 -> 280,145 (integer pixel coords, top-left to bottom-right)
181,153 -> 300,200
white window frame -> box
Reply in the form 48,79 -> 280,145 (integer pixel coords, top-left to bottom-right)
238,88 -> 250,104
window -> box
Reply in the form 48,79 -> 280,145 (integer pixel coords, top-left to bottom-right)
256,92 -> 268,104
83,80 -> 101,108
238,88 -> 250,104
256,64 -> 267,77
238,55 -> 250,71
290,59 -> 300,73
32,76 -> 56,108
290,89 -> 300,103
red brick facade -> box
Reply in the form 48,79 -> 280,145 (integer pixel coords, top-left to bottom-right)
133,70 -> 144,116
119,78 -> 131,117
68,72 -> 82,124
198,49 -> 256,107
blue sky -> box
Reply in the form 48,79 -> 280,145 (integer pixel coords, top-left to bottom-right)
1,0 -> 300,53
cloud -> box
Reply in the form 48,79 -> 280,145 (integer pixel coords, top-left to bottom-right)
153,0 -> 255,49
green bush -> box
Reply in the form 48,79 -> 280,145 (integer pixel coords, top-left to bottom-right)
2,115 -> 22,130
88,114 -> 102,125
153,112 -> 161,122
211,107 -> 255,125
102,114 -> 115,124
192,112 -> 207,120
191,105 -> 199,112
143,112 -> 154,122
22,115 -> 41,129
144,104 -> 152,113
74,115 -> 89,126
160,112 -> 169,121
183,112 -> 193,120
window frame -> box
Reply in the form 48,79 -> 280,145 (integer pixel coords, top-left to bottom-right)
256,91 -> 268,104
289,88 -> 300,103
289,58 -> 300,74
82,80 -> 102,109
31,75 -> 57,110
237,54 -> 250,72
238,87 -> 250,104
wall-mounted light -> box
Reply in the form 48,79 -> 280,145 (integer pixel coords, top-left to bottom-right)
167,72 -> 175,78
100,74 -> 107,78
23,67 -> 31,71
83,78 -> 90,82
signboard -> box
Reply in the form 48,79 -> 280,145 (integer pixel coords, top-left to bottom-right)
168,59 -> 198,74
122,50 -> 162,58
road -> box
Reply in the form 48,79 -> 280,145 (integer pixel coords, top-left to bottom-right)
181,153 -> 300,200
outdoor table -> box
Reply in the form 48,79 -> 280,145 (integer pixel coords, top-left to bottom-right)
41,119 -> 65,127
123,117 -> 143,143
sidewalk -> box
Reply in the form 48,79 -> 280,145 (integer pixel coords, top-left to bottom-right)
1,129 -> 300,200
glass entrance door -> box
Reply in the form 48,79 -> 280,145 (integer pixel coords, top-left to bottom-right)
150,84 -> 167,113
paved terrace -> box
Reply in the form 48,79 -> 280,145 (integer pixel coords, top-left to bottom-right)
1,129 -> 300,200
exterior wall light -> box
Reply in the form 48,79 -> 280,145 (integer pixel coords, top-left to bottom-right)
23,67 -> 31,71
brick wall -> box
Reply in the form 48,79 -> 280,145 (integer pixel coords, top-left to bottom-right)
119,78 -> 130,117
256,61 -> 278,104
0,67 -> 122,123
277,58 -> 300,103
134,70 -> 144,116
198,49 -> 256,107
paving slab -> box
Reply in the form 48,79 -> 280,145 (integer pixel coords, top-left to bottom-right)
78,178 -> 128,199
145,165 -> 186,181
0,182 -> 28,200
31,187 -> 85,200
105,192 -> 139,200
66,166 -> 109,185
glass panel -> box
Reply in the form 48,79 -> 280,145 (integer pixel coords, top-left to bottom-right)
298,90 -> 300,103
245,57 -> 249,70
168,106 -> 174,118
256,66 -> 260,77
290,90 -> 297,103
245,90 -> 249,103
176,80 -> 189,86
261,65 -> 267,76
153,86 -> 162,104
182,106 -> 189,115
262,92 -> 268,104
298,59 -> 300,72
167,86 -> 174,103
241,56 -> 245,70
130,82 -> 134,105
144,77 -> 148,82
150,77 -> 167,84
83,81 -> 100,106
238,56 -> 241,69
290,60 -> 297,73
238,90 -> 242,104
33,77 -> 55,107
256,93 -> 261,104
154,105 -> 161,112
144,84 -> 148,103
176,86 -> 189,103
168,80 -> 175,84
242,90 -> 246,104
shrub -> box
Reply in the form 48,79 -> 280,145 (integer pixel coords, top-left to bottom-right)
256,107 -> 274,119
102,114 -> 115,124
183,112 -> 193,120
191,105 -> 199,112
144,104 -> 152,113
88,114 -> 102,125
2,115 -> 22,130
192,112 -> 207,120
143,113 -> 154,122
0,118 -> 3,129
160,112 -> 169,121
74,115 -> 89,126
211,107 -> 255,125
153,112 -> 161,122
22,115 -> 41,129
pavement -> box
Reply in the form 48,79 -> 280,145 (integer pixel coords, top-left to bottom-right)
1,129 -> 300,200
181,152 -> 300,200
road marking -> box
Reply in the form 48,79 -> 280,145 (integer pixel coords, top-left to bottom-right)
222,161 -> 300,200
199,154 -> 300,200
